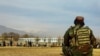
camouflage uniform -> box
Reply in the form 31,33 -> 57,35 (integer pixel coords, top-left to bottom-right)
62,16 -> 96,56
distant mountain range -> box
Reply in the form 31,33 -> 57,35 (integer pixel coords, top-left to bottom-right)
0,25 -> 58,37
0,25 -> 27,35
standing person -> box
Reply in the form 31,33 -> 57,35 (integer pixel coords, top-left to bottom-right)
2,40 -> 6,46
62,16 -> 96,56
10,40 -> 13,46
29,41 -> 32,47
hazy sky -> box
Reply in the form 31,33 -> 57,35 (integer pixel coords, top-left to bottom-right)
0,0 -> 100,37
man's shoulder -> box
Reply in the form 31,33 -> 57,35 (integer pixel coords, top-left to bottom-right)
80,26 -> 92,32
69,25 -> 75,29
82,26 -> 91,29
66,25 -> 75,32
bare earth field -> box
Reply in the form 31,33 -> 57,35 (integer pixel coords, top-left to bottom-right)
0,47 -> 100,56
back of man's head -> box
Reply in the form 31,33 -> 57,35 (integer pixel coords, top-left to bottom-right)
74,16 -> 85,26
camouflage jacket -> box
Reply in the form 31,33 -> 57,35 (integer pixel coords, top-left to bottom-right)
63,25 -> 96,47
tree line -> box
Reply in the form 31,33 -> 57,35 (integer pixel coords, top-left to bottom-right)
0,32 -> 63,47
1,32 -> 30,41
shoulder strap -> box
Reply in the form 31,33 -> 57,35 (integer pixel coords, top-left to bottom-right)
68,26 -> 78,46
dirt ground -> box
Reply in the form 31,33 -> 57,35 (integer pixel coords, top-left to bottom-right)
0,47 -> 100,56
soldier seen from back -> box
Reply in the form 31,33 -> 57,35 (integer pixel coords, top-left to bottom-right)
62,16 -> 96,56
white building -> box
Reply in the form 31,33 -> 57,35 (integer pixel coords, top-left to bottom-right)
18,37 -> 63,47
18,37 -> 58,43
